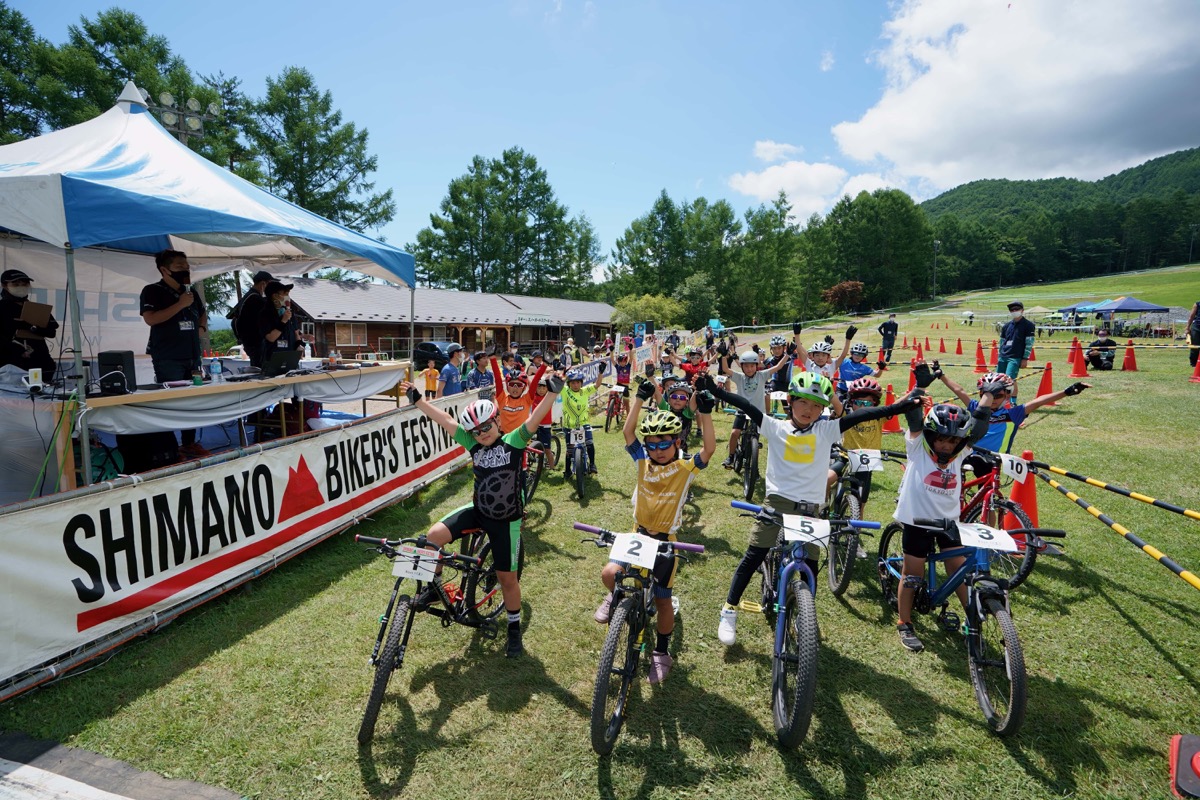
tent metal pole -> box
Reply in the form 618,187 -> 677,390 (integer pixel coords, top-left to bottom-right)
64,246 -> 92,485
408,285 -> 415,380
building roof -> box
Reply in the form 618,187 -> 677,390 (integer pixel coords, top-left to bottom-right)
286,278 -> 614,326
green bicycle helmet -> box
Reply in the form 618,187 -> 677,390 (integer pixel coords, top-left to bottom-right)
639,410 -> 684,438
788,371 -> 833,407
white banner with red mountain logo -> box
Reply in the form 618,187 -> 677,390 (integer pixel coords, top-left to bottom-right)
0,394 -> 475,689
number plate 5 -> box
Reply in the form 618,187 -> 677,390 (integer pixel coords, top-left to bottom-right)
781,514 -> 831,546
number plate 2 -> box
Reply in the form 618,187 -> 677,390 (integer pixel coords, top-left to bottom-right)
781,514 -> 832,546
391,545 -> 440,581
610,533 -> 661,569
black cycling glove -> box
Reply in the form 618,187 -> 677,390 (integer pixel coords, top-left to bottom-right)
695,390 -> 715,414
930,360 -> 944,379
792,322 -> 803,335
545,375 -> 564,394
405,385 -> 422,404
823,335 -> 835,346
914,363 -> 936,389
846,325 -> 858,340
644,362 -> 655,376
636,380 -> 656,401
1063,382 -> 1089,396
597,361 -> 607,373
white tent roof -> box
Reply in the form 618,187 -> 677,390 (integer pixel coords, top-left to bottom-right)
0,82 -> 413,287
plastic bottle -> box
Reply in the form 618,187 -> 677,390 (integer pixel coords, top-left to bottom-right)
304,342 -> 313,359
210,358 -> 223,383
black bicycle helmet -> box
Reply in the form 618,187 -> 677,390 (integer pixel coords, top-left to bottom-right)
922,404 -> 974,462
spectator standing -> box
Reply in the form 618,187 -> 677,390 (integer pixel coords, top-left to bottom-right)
877,313 -> 898,362
436,343 -> 465,398
0,269 -> 59,380
996,301 -> 1036,387
234,270 -> 272,366
1187,301 -> 1200,368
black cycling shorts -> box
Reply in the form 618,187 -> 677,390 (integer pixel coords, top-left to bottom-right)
438,504 -> 522,572
901,522 -> 962,559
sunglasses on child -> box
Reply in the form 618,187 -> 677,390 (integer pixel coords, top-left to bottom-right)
668,393 -> 690,401
643,440 -> 676,451
468,422 -> 496,436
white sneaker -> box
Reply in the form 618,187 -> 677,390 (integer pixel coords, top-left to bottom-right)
717,607 -> 738,646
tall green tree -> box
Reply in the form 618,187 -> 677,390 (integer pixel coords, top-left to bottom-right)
248,66 -> 394,233
611,191 -> 687,295
673,272 -> 719,330
0,3 -> 48,143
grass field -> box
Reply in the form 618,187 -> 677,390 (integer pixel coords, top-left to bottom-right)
2,275 -> 1199,800
953,263 -> 1200,312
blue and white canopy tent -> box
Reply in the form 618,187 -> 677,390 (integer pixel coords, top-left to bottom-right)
0,81 -> 416,482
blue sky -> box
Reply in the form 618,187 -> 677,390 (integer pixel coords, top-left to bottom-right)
17,0 -> 1200,276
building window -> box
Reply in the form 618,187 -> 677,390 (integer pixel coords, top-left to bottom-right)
429,326 -> 447,340
300,321 -> 315,338
335,322 -> 366,346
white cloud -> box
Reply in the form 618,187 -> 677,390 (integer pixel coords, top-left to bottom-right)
753,140 -> 803,163
819,50 -> 835,72
833,0 -> 1200,191
838,172 -> 894,200
728,161 -> 849,218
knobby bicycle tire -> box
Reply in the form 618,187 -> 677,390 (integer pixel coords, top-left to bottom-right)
827,491 -> 862,597
743,437 -> 760,503
604,398 -> 618,433
574,446 -> 587,499
358,597 -> 413,745
962,499 -> 1037,590
591,596 -> 641,755
877,523 -> 904,613
466,538 -> 526,624
968,596 -> 1027,736
549,434 -> 562,469
524,448 -> 544,505
772,578 -> 818,748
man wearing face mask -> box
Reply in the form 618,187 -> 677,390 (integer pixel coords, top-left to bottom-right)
0,269 -> 59,379
877,313 -> 899,362
141,249 -> 208,457
996,301 -> 1036,391
256,280 -> 303,366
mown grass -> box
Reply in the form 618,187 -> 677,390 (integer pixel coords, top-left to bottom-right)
954,263 -> 1200,310
2,290 -> 1199,800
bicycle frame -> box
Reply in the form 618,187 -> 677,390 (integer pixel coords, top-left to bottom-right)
561,424 -> 592,470
883,543 -> 996,613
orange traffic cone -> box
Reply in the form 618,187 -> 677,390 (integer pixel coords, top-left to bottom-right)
988,340 -> 999,367
915,343 -> 924,361
1069,345 -> 1091,378
955,338 -> 963,355
902,335 -> 908,348
939,337 -> 946,353
1036,362 -> 1056,405
1121,340 -> 1138,371
882,384 -> 902,433
1004,449 -> 1039,528
974,340 -> 988,373
907,360 -> 917,393
1190,356 -> 1200,384
925,336 -> 932,351
877,347 -> 886,363
1028,346 -> 1036,361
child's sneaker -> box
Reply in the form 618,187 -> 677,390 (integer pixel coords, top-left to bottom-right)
897,622 -> 924,652
647,651 -> 673,684
594,592 -> 614,624
717,606 -> 738,645
722,456 -> 734,470
505,628 -> 524,658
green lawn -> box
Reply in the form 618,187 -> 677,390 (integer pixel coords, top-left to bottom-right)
955,263 -> 1200,311
2,281 -> 1199,800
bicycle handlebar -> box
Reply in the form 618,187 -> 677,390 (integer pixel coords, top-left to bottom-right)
353,533 -> 481,566
730,500 -> 882,530
911,519 -> 1066,539
573,522 -> 705,553
573,522 -> 604,535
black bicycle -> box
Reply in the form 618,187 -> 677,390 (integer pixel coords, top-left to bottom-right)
355,531 -> 524,745
730,415 -> 761,503
825,446 -> 906,596
575,522 -> 704,755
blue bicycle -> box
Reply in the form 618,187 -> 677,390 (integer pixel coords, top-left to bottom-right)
876,517 -> 1064,736
731,500 -> 881,748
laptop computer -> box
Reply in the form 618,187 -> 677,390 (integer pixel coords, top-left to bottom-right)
263,349 -> 301,377
17,301 -> 53,339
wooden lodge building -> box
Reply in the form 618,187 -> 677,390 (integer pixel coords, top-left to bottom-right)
286,278 -> 616,358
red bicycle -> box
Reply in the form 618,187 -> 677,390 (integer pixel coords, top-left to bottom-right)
959,450 -> 1038,589
603,384 -> 629,432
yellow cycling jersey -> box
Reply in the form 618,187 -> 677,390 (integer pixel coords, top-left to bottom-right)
628,442 -> 705,534
561,384 -> 598,429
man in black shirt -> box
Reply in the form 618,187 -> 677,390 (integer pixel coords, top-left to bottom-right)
0,269 -> 59,380
257,280 -> 303,365
235,270 -> 273,366
140,249 -> 208,457
1085,328 -> 1118,370
877,313 -> 898,362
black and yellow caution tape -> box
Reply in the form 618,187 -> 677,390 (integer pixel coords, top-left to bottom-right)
1031,469 -> 1200,592
1025,459 -> 1200,522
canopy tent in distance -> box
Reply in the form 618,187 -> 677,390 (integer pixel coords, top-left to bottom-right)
1091,296 -> 1170,314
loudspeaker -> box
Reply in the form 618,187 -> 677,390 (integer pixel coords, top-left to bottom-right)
116,432 -> 179,473
99,350 -> 136,395
572,323 -> 592,350
643,320 -> 656,335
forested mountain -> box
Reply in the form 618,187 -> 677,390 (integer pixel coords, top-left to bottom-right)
922,148 -> 1200,222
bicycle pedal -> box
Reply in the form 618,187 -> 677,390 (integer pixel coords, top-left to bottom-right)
737,600 -> 765,614
480,620 -> 499,640
938,611 -> 961,633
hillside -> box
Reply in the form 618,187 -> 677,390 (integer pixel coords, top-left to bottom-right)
922,147 -> 1200,221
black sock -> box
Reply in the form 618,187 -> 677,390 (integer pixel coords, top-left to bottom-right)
507,609 -> 521,634
655,632 -> 671,654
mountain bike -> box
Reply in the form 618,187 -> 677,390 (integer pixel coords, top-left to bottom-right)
355,530 -> 524,744
604,384 -> 629,432
876,517 -> 1064,736
521,443 -> 545,505
575,522 -> 704,755
824,447 -> 906,597
730,415 -> 761,503
559,424 -> 594,499
730,500 -> 880,748
960,448 -> 1039,589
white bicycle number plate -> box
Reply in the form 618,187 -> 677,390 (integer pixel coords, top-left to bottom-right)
609,532 -> 661,569
848,449 -> 883,473
957,522 -> 1019,553
999,453 -> 1030,484
391,545 -> 440,581
609,386 -> 625,394
769,391 -> 789,401
568,428 -> 586,446
781,514 -> 832,546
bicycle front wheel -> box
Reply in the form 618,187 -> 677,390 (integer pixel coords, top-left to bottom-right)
743,437 -> 760,503
963,499 -> 1036,590
827,491 -> 861,597
877,522 -> 904,614
358,597 -> 413,745
604,399 -> 617,433
466,537 -> 526,624
591,597 -> 641,755
574,446 -> 587,499
772,578 -> 818,749
968,596 -> 1027,736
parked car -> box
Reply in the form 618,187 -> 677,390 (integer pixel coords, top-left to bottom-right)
413,341 -> 459,371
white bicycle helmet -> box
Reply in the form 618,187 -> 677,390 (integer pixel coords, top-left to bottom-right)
850,342 -> 870,357
769,335 -> 787,348
809,340 -> 833,355
458,399 -> 497,430
738,350 -> 760,364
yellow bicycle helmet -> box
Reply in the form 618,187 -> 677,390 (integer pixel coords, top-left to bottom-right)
639,410 -> 684,438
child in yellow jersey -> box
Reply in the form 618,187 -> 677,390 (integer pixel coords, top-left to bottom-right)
829,376 -> 891,512
592,378 -> 716,685
420,360 -> 440,399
